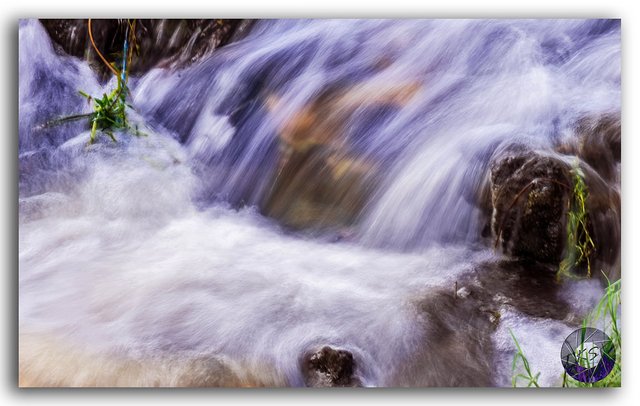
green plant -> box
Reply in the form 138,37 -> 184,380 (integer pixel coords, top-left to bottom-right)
558,161 -> 595,280
79,82 -> 135,144
510,275 -> 621,387
509,328 -> 540,388
44,19 -> 144,144
562,275 -> 621,387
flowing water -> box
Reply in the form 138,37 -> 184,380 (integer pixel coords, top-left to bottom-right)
18,19 -> 620,386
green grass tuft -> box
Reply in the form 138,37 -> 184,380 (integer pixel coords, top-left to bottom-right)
43,19 -> 145,145
562,275 -> 621,387
558,160 -> 595,280
509,328 -> 540,388
510,275 -> 621,387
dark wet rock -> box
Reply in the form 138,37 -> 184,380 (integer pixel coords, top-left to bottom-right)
397,257 -> 575,387
557,113 -> 621,182
555,113 -> 621,278
490,146 -> 571,264
40,19 -> 253,80
470,259 -> 569,319
400,291 -> 495,387
301,346 -> 360,387
489,143 -> 620,279
580,163 -> 621,277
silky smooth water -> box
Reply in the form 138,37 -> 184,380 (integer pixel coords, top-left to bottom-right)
18,19 -> 619,386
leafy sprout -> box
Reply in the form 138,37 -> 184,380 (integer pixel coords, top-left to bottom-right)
42,19 -> 145,145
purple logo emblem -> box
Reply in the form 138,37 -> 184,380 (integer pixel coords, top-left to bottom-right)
561,327 -> 616,383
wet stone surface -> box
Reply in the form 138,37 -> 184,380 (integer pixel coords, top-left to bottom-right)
301,346 -> 360,387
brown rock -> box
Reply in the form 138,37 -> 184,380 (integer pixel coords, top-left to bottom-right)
581,163 -> 621,275
489,144 -> 620,279
556,113 -> 621,182
301,346 -> 360,387
490,146 -> 571,264
261,80 -> 421,229
40,19 -> 252,80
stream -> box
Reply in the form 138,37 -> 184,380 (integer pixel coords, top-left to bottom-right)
18,19 -> 619,387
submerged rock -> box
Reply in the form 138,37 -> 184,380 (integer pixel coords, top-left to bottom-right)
404,291 -> 496,387
262,80 -> 421,230
263,146 -> 376,230
557,113 -> 621,182
301,346 -> 360,387
399,258 -> 574,387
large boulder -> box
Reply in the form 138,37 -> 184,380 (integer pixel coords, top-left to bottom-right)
489,140 -> 620,279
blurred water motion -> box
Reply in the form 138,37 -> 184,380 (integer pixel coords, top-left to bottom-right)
19,19 -> 620,386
